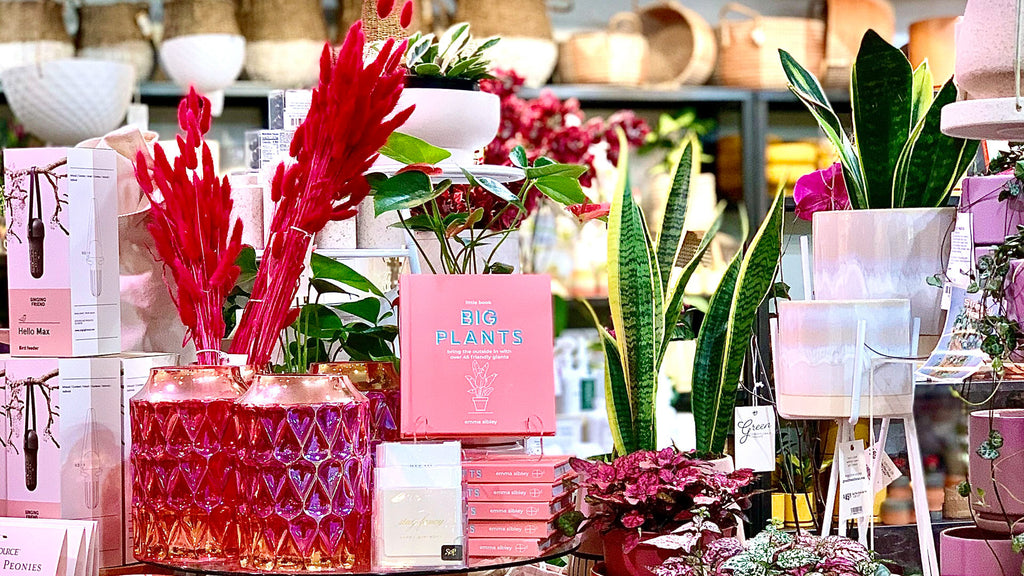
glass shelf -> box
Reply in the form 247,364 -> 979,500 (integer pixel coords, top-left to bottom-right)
143,537 -> 579,576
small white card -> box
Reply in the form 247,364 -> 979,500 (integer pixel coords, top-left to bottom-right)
733,406 -> 776,472
838,441 -> 872,523
946,212 -> 975,289
0,523 -> 68,576
866,441 -> 902,493
0,519 -> 95,576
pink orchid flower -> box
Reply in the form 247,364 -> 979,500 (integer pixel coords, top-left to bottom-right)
793,162 -> 851,221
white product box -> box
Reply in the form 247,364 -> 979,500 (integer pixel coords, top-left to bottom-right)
118,352 -> 179,565
4,357 -> 123,567
4,148 -> 121,357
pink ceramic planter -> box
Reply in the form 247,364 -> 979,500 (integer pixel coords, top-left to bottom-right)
968,409 -> 1024,533
940,526 -> 1019,576
960,175 -> 1024,246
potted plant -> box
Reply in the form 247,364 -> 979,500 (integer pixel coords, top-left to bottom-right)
780,30 -> 979,341
648,520 -> 891,576
772,421 -> 819,530
570,448 -> 755,576
391,23 -> 501,166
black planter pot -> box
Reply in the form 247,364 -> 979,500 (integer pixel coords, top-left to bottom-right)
404,74 -> 479,91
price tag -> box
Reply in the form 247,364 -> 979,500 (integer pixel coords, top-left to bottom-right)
734,406 -> 776,472
946,212 -> 975,289
283,90 -> 312,130
866,441 -> 902,493
0,523 -> 68,576
838,441 -> 872,524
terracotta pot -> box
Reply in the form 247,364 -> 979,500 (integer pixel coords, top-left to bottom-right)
940,526 -> 1019,576
969,409 -> 1024,533
601,529 -> 675,576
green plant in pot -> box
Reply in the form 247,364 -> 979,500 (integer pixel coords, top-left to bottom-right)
780,29 -> 979,341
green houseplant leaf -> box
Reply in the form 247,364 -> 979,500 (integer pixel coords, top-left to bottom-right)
910,61 -> 934,125
372,171 -> 443,216
655,140 -> 693,288
379,132 -> 452,165
850,29 -> 913,209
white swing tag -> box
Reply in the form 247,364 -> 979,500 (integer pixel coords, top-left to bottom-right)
838,440 -> 872,523
867,441 -> 902,493
733,406 -> 775,472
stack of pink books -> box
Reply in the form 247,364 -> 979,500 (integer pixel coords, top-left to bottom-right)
463,454 -> 577,558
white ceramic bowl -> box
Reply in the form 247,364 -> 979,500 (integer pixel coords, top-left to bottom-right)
159,33 -> 245,93
1,59 -> 135,145
396,87 -> 500,165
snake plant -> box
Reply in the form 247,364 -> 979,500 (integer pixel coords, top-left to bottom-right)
780,30 -> 978,209
589,132 -> 784,458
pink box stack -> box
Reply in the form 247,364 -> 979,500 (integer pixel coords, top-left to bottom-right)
463,454 -> 577,558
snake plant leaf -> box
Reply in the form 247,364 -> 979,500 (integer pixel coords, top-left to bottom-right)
656,140 -> 694,287
582,299 -> 636,456
692,255 -> 741,456
659,203 -> 725,363
910,60 -> 934,126
607,138 -> 659,452
851,29 -> 913,209
708,190 -> 785,455
780,49 -> 868,208
894,79 -> 980,208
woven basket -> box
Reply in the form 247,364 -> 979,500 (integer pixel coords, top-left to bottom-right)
455,0 -> 553,40
0,1 -> 74,73
339,0 -> 424,42
240,0 -> 325,86
559,12 -> 648,86
163,0 -> 240,41
77,3 -> 154,81
717,2 -> 825,90
637,1 -> 716,86
820,0 -> 894,88
909,16 -> 958,87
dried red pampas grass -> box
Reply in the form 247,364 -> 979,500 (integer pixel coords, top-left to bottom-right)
135,87 -> 244,365
230,22 -> 412,366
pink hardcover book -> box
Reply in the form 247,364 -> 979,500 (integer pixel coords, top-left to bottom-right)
466,496 -> 573,520
399,274 -> 556,438
467,534 -> 565,558
462,455 -> 573,484
465,477 -> 575,502
468,520 -> 557,538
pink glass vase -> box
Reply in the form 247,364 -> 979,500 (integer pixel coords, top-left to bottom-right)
236,373 -> 372,571
129,365 -> 246,564
311,361 -> 400,443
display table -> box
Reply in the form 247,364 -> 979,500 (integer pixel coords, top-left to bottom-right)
141,538 -> 580,576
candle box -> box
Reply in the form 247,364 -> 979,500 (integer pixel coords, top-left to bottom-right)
4,357 -> 123,566
467,534 -> 565,558
466,495 -> 573,521
465,477 -> 576,502
462,455 -> 573,484
118,352 -> 179,565
468,519 -> 557,538
4,148 -> 121,357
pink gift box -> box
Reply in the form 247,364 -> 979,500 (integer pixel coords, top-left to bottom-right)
960,175 -> 1024,246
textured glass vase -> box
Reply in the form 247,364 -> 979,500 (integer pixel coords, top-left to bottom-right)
129,365 -> 246,563
236,373 -> 372,571
311,361 -> 400,444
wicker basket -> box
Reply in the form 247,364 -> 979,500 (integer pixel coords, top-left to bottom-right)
455,0 -> 553,40
77,3 -> 154,81
0,0 -> 73,73
559,12 -> 648,86
163,0 -> 240,40
717,2 -> 825,90
338,0 -> 425,42
637,1 -> 716,86
820,0 -> 894,88
909,16 -> 959,87
240,0 -> 325,86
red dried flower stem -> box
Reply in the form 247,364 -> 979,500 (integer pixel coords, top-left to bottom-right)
135,88 -> 243,365
230,22 -> 412,366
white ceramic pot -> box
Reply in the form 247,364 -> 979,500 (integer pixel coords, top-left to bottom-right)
159,33 -> 245,115
314,218 -> 356,250
412,230 -> 519,274
395,87 -> 500,165
956,0 -> 1018,100
774,300 -> 914,420
244,39 -> 322,87
1,59 -> 135,145
813,208 -> 955,339
79,40 -> 155,82
227,171 -> 264,250
485,36 -> 558,88
355,198 -> 406,249
0,41 -> 74,73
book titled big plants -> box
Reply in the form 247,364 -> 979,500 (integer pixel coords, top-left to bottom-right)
399,274 -> 555,438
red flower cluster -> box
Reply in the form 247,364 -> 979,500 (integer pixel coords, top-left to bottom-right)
423,71 -> 650,231
135,88 -> 244,365
571,448 -> 754,552
230,23 -> 412,366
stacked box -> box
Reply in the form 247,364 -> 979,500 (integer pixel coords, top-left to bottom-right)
463,454 -> 577,558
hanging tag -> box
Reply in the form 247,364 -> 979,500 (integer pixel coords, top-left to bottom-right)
125,103 -> 149,132
734,406 -> 775,472
866,441 -> 902,493
946,212 -> 975,288
838,440 -> 872,523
